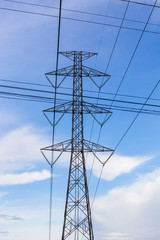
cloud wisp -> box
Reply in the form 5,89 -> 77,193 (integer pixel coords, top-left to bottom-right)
86,153 -> 152,181
0,170 -> 51,186
0,214 -> 24,221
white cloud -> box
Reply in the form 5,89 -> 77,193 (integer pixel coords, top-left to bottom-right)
0,126 -> 49,173
0,170 -> 51,186
0,214 -> 23,221
93,168 -> 160,240
0,126 -> 51,185
87,153 -> 152,181
56,152 -> 152,181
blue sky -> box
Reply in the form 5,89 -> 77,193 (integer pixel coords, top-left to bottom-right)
0,0 -> 160,239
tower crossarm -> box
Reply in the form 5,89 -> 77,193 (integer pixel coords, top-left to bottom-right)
82,66 -> 110,77
45,65 -> 74,88
82,66 -> 111,89
43,101 -> 72,113
41,139 -> 113,153
83,139 -> 113,153
46,65 -> 74,76
43,101 -> 73,126
59,51 -> 97,61
83,102 -> 112,126
43,101 -> 112,114
83,140 -> 114,165
42,100 -> 112,127
41,139 -> 72,166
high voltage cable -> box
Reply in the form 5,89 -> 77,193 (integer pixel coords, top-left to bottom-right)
91,0 -> 158,208
87,0 -> 112,185
47,0 -> 62,239
0,90 -> 160,116
1,84 -> 160,108
104,0 -> 130,74
88,0 -> 130,185
1,6 -> 160,35
88,0 -> 131,186
114,80 -> 160,151
2,0 -> 160,29
91,79 -> 160,209
89,0 -> 131,167
95,0 -> 112,60
95,0 -> 130,132
0,78 -> 160,102
0,78 -> 50,87
108,0 -> 158,112
122,0 -> 160,8
0,93 -> 53,103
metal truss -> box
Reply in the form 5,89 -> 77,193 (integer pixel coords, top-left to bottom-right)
59,51 -> 97,61
45,52 -> 110,89
41,139 -> 113,166
43,101 -> 112,126
41,139 -> 113,153
42,51 -> 114,240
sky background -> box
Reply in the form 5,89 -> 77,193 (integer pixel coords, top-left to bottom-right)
0,0 -> 160,239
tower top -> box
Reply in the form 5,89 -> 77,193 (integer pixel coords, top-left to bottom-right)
59,51 -> 97,61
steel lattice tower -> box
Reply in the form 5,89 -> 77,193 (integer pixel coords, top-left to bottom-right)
62,52 -> 94,240
41,51 -> 114,240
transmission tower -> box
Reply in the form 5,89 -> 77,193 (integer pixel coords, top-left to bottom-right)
41,51 -> 114,240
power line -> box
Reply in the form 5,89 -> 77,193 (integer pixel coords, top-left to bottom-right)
47,0 -> 63,239
87,0 -> 130,186
0,78 -> 160,103
0,89 -> 160,116
0,78 -> 50,87
2,0 -> 160,29
91,0 -> 130,161
108,0 -> 158,112
121,0 -> 160,9
1,84 -> 160,108
91,165 -> 104,208
91,0 -> 158,209
1,6 -> 160,35
94,0 -> 112,68
104,0 -> 130,74
114,80 -> 160,150
91,79 -> 160,209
